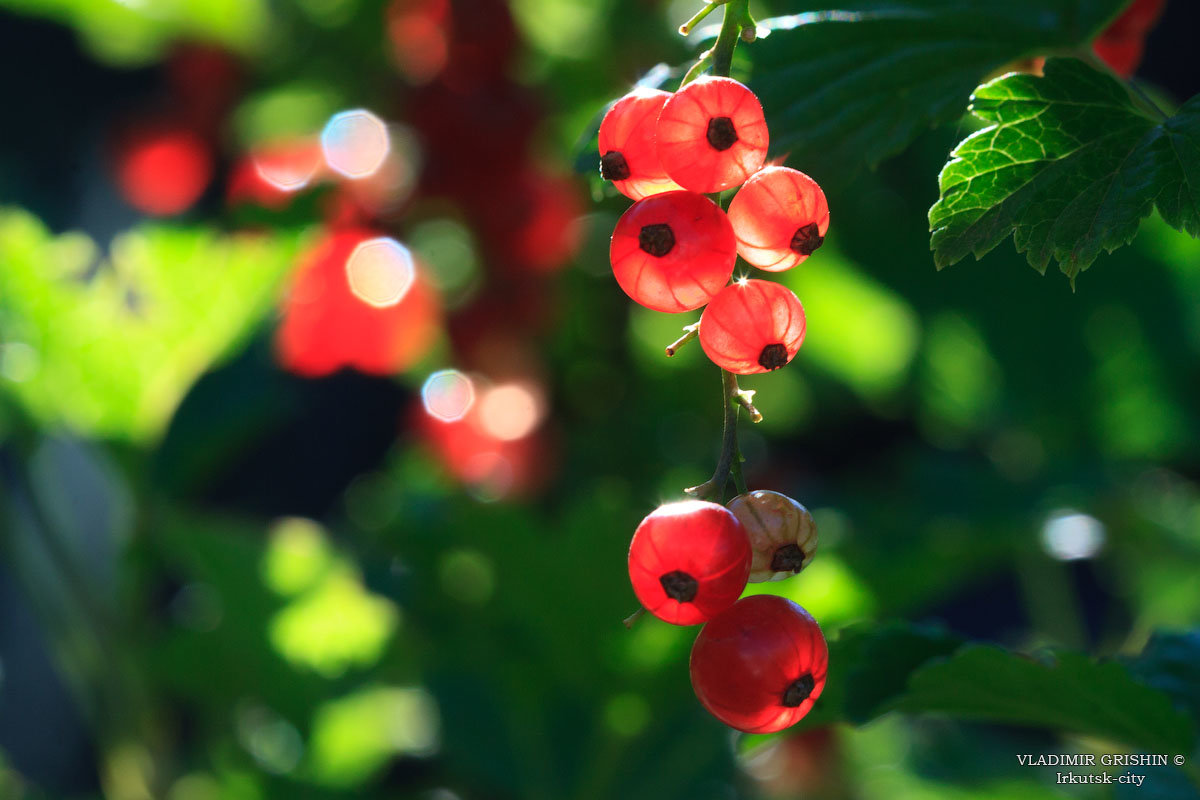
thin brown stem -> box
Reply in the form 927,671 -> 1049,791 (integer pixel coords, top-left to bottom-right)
665,323 -> 700,356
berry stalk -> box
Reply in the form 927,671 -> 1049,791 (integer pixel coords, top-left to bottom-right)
683,0 -> 758,504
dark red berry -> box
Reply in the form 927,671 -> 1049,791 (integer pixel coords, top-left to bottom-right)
610,191 -> 736,313
689,595 -> 828,733
627,500 -> 751,625
656,77 -> 768,193
698,279 -> 806,374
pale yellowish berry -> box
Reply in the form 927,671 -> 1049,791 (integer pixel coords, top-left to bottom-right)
727,490 -> 817,582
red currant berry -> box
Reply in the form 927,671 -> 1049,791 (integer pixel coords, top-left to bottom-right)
727,167 -> 829,272
610,191 -> 736,313
1102,0 -> 1165,38
1092,35 -> 1145,77
699,279 -> 806,374
627,500 -> 752,625
690,595 -> 828,733
656,77 -> 769,194
598,89 -> 684,200
727,490 -> 818,582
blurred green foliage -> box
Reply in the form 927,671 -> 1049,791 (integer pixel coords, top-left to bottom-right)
1,1 -> 1200,800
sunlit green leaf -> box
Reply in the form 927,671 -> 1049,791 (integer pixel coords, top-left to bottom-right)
930,58 -> 1200,281
0,210 -> 301,441
745,0 -> 1127,181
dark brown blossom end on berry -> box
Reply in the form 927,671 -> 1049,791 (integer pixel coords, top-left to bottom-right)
659,570 -> 698,602
790,223 -> 824,255
600,150 -> 630,181
782,673 -> 815,707
758,343 -> 788,370
770,543 -> 807,573
639,223 -> 676,256
706,117 -> 738,151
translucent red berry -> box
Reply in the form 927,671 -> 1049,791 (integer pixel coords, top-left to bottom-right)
699,279 -> 806,374
598,89 -> 684,200
690,595 -> 828,733
727,490 -> 818,582
727,167 -> 829,272
276,229 -> 441,377
656,77 -> 769,194
627,500 -> 752,625
610,191 -> 736,313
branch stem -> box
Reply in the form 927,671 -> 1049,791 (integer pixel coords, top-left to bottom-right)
685,369 -> 748,502
665,323 -> 700,356
710,0 -> 750,77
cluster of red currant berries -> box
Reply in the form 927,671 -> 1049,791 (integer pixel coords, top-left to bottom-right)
629,492 -> 826,733
600,76 -> 828,374
599,76 -> 831,733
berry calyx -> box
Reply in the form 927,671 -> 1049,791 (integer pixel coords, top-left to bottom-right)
727,166 -> 829,272
600,150 -> 631,181
689,594 -> 828,733
598,88 -> 684,200
698,279 -> 806,374
727,490 -> 818,582
657,76 -> 769,193
627,500 -> 752,625
638,223 -> 675,256
610,191 -> 737,313
706,116 -> 738,150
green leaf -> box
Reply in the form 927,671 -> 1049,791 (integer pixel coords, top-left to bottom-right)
0,209 -> 301,441
930,58 -> 1200,281
893,645 -> 1197,754
1125,630 -> 1200,724
745,0 -> 1127,181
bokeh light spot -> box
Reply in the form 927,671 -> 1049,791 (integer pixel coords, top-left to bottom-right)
345,237 -> 415,308
254,143 -> 322,192
310,686 -> 440,787
1041,510 -> 1106,561
322,109 -> 391,179
438,548 -> 495,604
478,382 -> 543,441
422,369 -> 475,422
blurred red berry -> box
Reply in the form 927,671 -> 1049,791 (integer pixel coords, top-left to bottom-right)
277,229 -> 442,377
1101,0 -> 1165,38
113,122 -> 212,216
1093,0 -> 1166,76
657,77 -> 769,193
727,167 -> 829,272
628,500 -> 752,625
1093,35 -> 1146,77
610,191 -> 736,313
690,595 -> 828,733
699,280 -> 806,374
386,0 -> 452,84
598,88 -> 683,200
